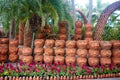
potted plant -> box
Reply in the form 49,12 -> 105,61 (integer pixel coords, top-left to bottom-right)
0,54 -> 7,62
44,48 -> 54,56
112,57 -> 120,65
0,38 -> 9,44
9,39 -> 19,47
75,28 -> 82,34
21,56 -> 33,65
66,48 -> 76,56
88,49 -> 99,58
111,40 -> 120,49
55,48 -> 64,56
74,34 -> 82,40
21,47 -> 32,56
77,40 -> 88,49
112,49 -> 120,57
66,40 -> 76,48
100,50 -> 112,58
45,39 -> 55,48
34,39 -> 45,48
9,47 -> 18,54
77,49 -> 87,57
55,40 -> 65,48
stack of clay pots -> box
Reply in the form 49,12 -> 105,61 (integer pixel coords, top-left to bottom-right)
59,22 -> 67,40
65,40 -> 76,65
19,47 -> 33,65
75,20 -> 83,40
54,40 -> 65,64
0,38 -> 9,63
111,40 -> 120,65
34,39 -> 44,63
77,40 -> 88,67
100,41 -> 112,65
44,39 -> 54,64
84,24 -> 93,41
88,41 -> 99,66
9,40 -> 19,62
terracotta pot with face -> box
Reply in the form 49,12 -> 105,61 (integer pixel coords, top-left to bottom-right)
37,33 -> 45,39
44,55 -> 53,64
9,47 -> 18,54
34,55 -> 43,63
77,49 -> 87,57
9,54 -> 18,62
59,21 -> 66,27
55,40 -> 65,48
100,41 -> 112,50
112,49 -> 120,57
74,34 -> 82,40
100,50 -> 112,58
9,40 -> 19,47
88,49 -> 99,58
0,38 -> 9,44
0,47 -> 8,55
55,48 -> 64,56
0,54 -> 7,62
44,48 -> 54,56
84,23 -> 93,31
75,28 -> 82,34
21,47 -> 32,56
66,40 -> 76,48
22,56 -> 33,64
59,34 -> 67,40
77,57 -> 87,67
45,39 -> 55,48
89,41 -> 99,50
111,40 -> 120,49
88,58 -> 99,66
34,48 -> 44,55
85,31 -> 92,38
65,56 -> 76,65
77,40 -> 88,49
59,27 -> 67,34
75,20 -> 83,28
100,58 -> 111,65
54,56 -> 65,64
66,48 -> 76,56
112,57 -> 120,65
34,39 -> 45,48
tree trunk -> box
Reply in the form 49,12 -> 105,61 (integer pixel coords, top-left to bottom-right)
19,21 -> 24,45
9,18 -> 15,39
94,1 -> 120,40
88,0 -> 93,23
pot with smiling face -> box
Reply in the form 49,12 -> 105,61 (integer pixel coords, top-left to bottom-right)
89,41 -> 99,50
21,47 -> 32,56
66,40 -> 76,48
34,48 -> 44,55
75,20 -> 83,28
55,40 -> 65,48
44,48 -> 54,56
100,58 -> 111,65
88,49 -> 99,58
59,34 -> 67,40
77,40 -> 88,49
54,56 -> 65,64
100,50 -> 112,58
59,27 -> 67,34
22,56 -> 33,65
88,58 -> 99,67
77,57 -> 87,67
112,57 -> 120,65
44,55 -> 53,64
0,54 -> 8,62
55,48 -> 64,56
74,34 -> 82,40
0,38 -> 9,44
34,55 -> 43,63
9,40 -> 19,47
9,54 -> 18,62
66,48 -> 76,57
100,41 -> 112,50
84,23 -> 93,31
111,40 -> 120,49
45,39 -> 55,48
34,39 -> 45,48
85,31 -> 92,38
9,47 -> 18,54
77,49 -> 87,58
75,28 -> 82,34
65,56 -> 76,65
0,47 -> 8,55
112,49 -> 120,57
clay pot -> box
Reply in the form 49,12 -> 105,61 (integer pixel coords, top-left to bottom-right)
44,48 -> 54,56
85,38 -> 93,41
55,48 -> 64,56
59,34 -> 67,40
55,40 -> 65,48
77,57 -> 87,67
65,56 -> 76,65
75,20 -> 83,28
34,55 -> 43,63
77,40 -> 88,49
9,40 -> 19,47
59,21 -> 66,27
75,28 -> 82,34
9,47 -> 18,54
66,40 -> 76,48
54,56 -> 64,64
89,41 -> 99,50
9,54 -> 18,62
85,31 -> 92,38
74,34 -> 82,40
88,58 -> 99,66
66,48 -> 76,56
0,44 -> 8,48
112,49 -> 120,57
100,58 -> 111,65
37,33 -> 45,39
84,23 -> 92,31
45,39 -> 55,48
88,49 -> 99,58
100,41 -> 112,50
44,55 -> 53,64
0,47 -> 8,55
0,54 -> 7,62
34,39 -> 45,48
59,27 -> 67,34
100,50 -> 112,58
22,56 -> 33,64
112,58 -> 120,65
111,40 -> 120,49
77,49 -> 87,57
34,48 -> 43,55
21,47 -> 32,56
0,38 -> 9,44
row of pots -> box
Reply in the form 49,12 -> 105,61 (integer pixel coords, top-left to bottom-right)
1,73 -> 120,80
